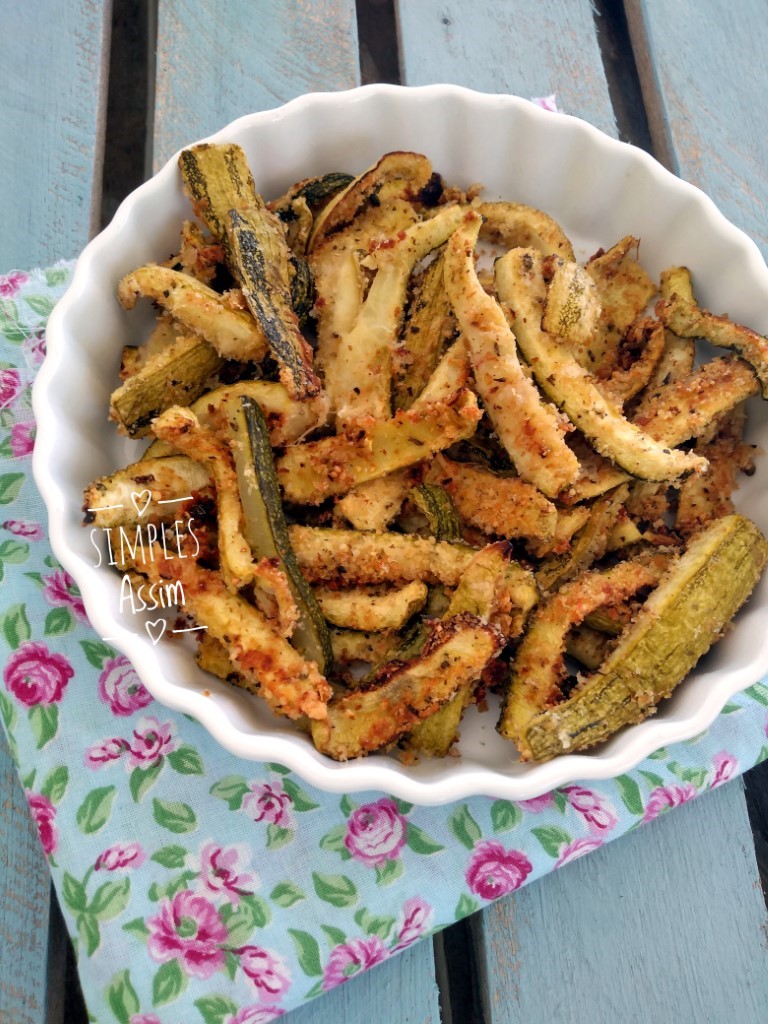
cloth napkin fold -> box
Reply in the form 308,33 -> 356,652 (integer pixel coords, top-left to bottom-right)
2,264 -> 768,1024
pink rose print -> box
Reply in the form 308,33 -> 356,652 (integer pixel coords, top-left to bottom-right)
532,95 -> 558,112
42,569 -> 88,622
127,717 -> 175,767
94,841 -> 146,871
711,751 -> 738,787
98,655 -> 152,716
199,842 -> 257,907
85,737 -> 128,769
230,1007 -> 285,1023
4,641 -> 74,707
28,793 -> 57,855
10,420 -> 35,457
643,783 -> 697,823
465,840 -> 533,900
2,519 -> 44,540
517,793 -> 555,813
0,271 -> 28,297
147,890 -> 227,979
0,368 -> 22,409
130,1016 -> 162,1024
393,896 -> 433,951
236,945 -> 292,1004
554,836 -> 604,869
22,330 -> 46,368
561,785 -> 618,835
343,798 -> 407,867
322,936 -> 388,991
242,781 -> 293,829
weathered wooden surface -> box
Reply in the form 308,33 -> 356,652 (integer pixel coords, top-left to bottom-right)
0,0 -> 112,268
626,0 -> 768,257
153,0 -> 361,167
476,781 -> 768,1023
396,0 -> 618,137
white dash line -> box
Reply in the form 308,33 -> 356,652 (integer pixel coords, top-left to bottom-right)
172,625 -> 208,634
157,496 -> 193,505
87,504 -> 124,511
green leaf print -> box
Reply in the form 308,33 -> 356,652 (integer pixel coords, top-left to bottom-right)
265,824 -> 293,849
151,844 -> 188,869
77,913 -> 101,957
152,959 -> 187,1006
46,266 -> 69,287
392,798 -> 414,815
79,639 -> 117,670
167,745 -> 205,776
320,924 -> 347,947
130,760 -> 164,803
312,871 -> 359,908
615,774 -> 644,816
448,804 -> 482,851
354,908 -> 396,942
744,681 -> 768,706
288,928 -> 323,977
194,995 -> 240,1024
755,746 -> 768,766
339,793 -> 359,817
667,761 -> 707,788
209,774 -> 249,810
531,825 -> 572,859
2,602 -> 31,649
122,917 -> 150,940
405,822 -> 444,854
76,786 -> 117,834
40,765 -> 69,804
455,893 -> 479,920
720,701 -> 743,715
107,968 -> 141,1024
62,871 -> 88,913
44,607 -> 75,636
0,472 -> 25,505
270,880 -> 306,907
0,539 -> 29,562
89,878 -> 131,921
152,798 -> 198,834
0,690 -> 17,734
552,791 -> 568,813
29,704 -> 59,749
223,951 -> 238,981
490,800 -> 522,834
220,894 -> 271,946
319,824 -> 349,856
148,870 -> 198,902
281,775 -> 320,811
374,858 -> 404,886
637,769 -> 665,788
25,294 -> 56,318
267,762 -> 291,775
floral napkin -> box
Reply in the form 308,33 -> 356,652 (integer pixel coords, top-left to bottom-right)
2,264 -> 768,1024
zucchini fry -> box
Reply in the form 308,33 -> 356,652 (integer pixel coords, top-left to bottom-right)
311,614 -> 503,760
313,581 -> 428,631
495,248 -> 707,482
478,201 -> 575,260
118,266 -> 268,362
83,456 -> 212,528
445,213 -> 579,497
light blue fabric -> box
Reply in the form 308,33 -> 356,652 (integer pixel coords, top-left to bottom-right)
1,265 -> 767,1023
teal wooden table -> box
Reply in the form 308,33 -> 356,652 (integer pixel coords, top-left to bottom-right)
3,2 -> 768,1022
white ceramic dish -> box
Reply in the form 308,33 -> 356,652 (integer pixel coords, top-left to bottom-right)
35,84 -> 768,804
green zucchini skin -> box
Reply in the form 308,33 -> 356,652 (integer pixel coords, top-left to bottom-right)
410,483 -> 462,542
232,396 -> 332,671
272,172 -> 355,218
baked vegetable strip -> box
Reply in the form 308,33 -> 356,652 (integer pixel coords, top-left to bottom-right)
276,388 -> 481,505
145,380 -> 329,458
179,143 -> 321,399
229,397 -> 333,672
498,558 -> 664,757
83,456 -> 212,528
598,317 -> 666,406
109,334 -> 223,438
333,204 -> 465,427
310,614 -> 503,760
313,581 -> 428,632
141,552 -> 331,721
478,201 -> 575,260
152,406 -> 256,591
288,525 -> 476,585
515,515 -> 768,760
646,266 -> 696,389
117,266 -> 268,362
541,258 -> 601,353
444,213 -> 579,497
329,629 -> 402,666
429,455 -> 558,543
495,248 -> 707,482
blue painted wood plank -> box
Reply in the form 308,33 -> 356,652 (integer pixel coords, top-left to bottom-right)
396,0 -> 618,137
0,0 -> 112,268
0,730 -> 55,1024
152,5 -> 441,1022
153,0 -> 362,167
475,781 -> 768,1023
626,0 -> 768,257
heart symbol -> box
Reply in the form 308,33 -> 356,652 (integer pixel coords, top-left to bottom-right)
145,619 -> 166,645
131,489 -> 152,518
